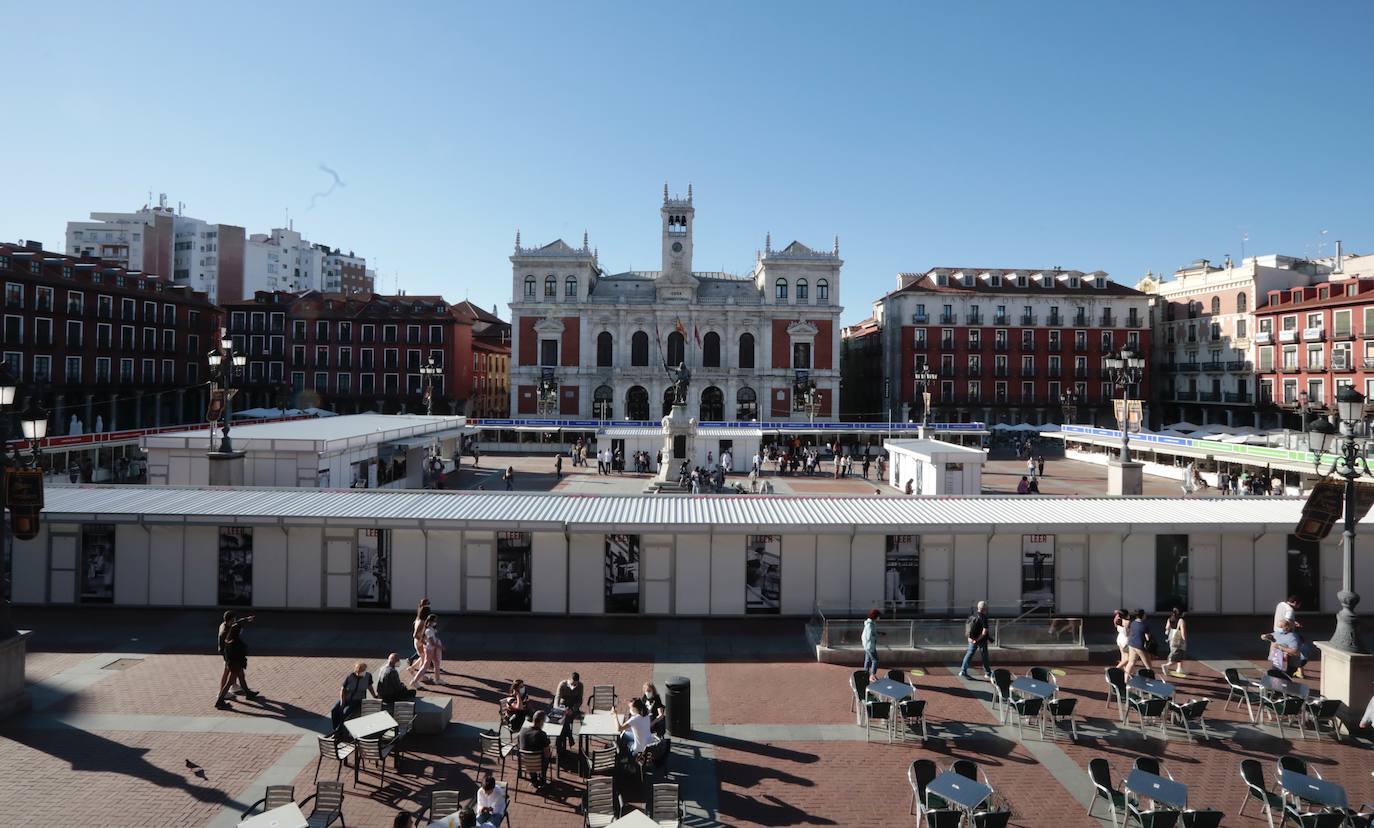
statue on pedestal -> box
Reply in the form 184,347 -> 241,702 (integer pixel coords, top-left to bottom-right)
670,363 -> 691,407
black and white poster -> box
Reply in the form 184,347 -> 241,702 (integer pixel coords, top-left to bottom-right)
745,535 -> 782,614
1020,534 -> 1055,612
357,528 -> 391,608
497,532 -> 532,612
884,535 -> 919,607
605,534 -> 640,614
218,527 -> 253,606
1286,534 -> 1321,612
80,524 -> 116,602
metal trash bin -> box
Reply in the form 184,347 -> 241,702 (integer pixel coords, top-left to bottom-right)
664,674 -> 691,736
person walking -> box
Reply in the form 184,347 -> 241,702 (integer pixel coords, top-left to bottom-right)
958,600 -> 992,680
1112,608 -> 1131,669
1036,454 -> 1045,477
861,609 -> 882,681
862,456 -> 871,479
408,615 -> 444,688
1161,608 -> 1188,676
215,613 -> 258,709
502,465 -> 515,491
408,600 -> 431,666
1123,609 -> 1154,674
554,453 -> 563,480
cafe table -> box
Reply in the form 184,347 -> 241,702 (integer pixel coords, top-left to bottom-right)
344,710 -> 398,740
926,771 -> 992,816
1125,768 -> 1188,810
239,803 -> 308,828
1127,676 -> 1175,700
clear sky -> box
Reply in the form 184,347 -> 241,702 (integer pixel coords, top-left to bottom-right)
3,1 -> 1371,324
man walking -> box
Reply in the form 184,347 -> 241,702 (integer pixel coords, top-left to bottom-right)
554,453 -> 563,480
862,609 -> 882,681
503,466 -> 515,491
1123,609 -> 1154,674
958,600 -> 992,679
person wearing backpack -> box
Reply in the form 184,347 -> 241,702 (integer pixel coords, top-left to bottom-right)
958,600 -> 992,680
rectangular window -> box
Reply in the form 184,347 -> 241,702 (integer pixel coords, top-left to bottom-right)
33,355 -> 52,383
1155,535 -> 1189,611
161,359 -> 174,383
291,371 -> 305,392
64,356 -> 81,384
141,359 -> 154,382
356,529 -> 391,608
119,359 -> 133,383
218,527 -> 253,606
361,373 -> 375,395
4,283 -> 22,308
497,532 -> 533,612
605,534 -> 641,614
968,329 -> 980,349
316,320 -> 329,341
540,339 -> 559,367
95,357 -> 111,382
314,372 -> 328,391
1021,534 -> 1055,611
80,525 -> 116,603
337,373 -> 352,394
745,535 -> 781,614
292,320 -> 306,340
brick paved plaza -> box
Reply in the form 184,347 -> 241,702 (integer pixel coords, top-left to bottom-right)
4,608 -> 1372,827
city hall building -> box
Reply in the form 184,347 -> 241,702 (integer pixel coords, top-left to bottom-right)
508,185 -> 844,422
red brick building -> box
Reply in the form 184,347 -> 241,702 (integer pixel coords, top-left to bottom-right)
870,268 -> 1152,425
454,301 -> 511,418
0,240 -> 220,434
222,291 -> 474,415
1252,278 -> 1374,428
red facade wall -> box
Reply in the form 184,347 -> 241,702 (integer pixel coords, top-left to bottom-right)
770,386 -> 791,417
560,384 -> 580,415
771,320 -> 790,369
560,316 -> 580,367
516,384 -> 537,414
447,317 -> 474,403
816,387 -> 834,416
518,316 -> 538,366
813,319 -> 834,370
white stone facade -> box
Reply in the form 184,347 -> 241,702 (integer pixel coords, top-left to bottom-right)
508,186 -> 845,422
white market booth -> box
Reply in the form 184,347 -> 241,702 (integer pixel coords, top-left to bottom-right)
142,414 -> 473,489
883,439 -> 985,495
11,486 -> 1362,626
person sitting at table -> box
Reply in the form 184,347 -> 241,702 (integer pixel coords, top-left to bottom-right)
331,661 -> 377,734
615,698 -> 654,764
516,710 -> 553,788
376,653 -> 417,706
553,671 -> 584,753
501,679 -> 530,732
475,773 -> 507,825
639,682 -> 667,737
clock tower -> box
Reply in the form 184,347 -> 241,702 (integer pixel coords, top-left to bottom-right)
661,181 -> 694,275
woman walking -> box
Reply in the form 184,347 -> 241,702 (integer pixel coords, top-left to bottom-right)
1112,608 -> 1131,670
215,618 -> 257,709
408,615 -> 444,688
1161,608 -> 1188,677
408,600 -> 430,667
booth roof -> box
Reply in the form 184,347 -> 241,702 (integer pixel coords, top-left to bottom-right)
143,413 -> 469,451
39,484 -> 1307,533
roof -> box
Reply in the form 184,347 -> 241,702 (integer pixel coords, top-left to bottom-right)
453,300 -> 506,325
883,268 -> 1145,300
884,439 -> 987,458
602,426 -> 763,438
142,413 -> 468,453
38,485 -> 1308,533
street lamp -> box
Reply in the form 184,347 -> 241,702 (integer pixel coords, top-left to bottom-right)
1060,390 -> 1080,426
18,400 -> 48,466
208,330 -> 245,453
1306,386 -> 1369,654
913,366 -> 937,435
1104,350 -> 1146,462
419,355 -> 441,416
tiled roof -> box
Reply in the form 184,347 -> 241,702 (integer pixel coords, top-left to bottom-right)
885,268 -> 1145,299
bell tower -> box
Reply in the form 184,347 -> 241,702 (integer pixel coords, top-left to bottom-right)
660,181 -> 694,276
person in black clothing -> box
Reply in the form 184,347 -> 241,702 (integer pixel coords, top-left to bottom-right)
516,710 -> 553,787
376,653 -> 417,705
331,661 -> 377,733
639,682 -> 667,737
215,612 -> 258,709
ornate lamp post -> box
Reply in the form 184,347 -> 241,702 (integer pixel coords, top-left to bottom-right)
913,366 -> 937,437
208,331 -> 246,454
1103,349 -> 1145,495
419,355 -> 441,416
1060,390 -> 1080,426
1305,387 -> 1369,654
537,371 -> 559,416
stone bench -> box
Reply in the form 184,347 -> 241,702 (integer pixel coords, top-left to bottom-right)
412,695 -> 452,735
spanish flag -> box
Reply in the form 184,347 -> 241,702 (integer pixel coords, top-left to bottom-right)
673,318 -> 686,336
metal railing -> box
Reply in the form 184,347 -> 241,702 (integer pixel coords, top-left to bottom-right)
811,603 -> 1084,650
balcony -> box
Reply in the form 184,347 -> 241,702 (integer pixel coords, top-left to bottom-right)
1198,391 -> 1221,402
965,313 -> 983,325
1099,314 -> 1116,327
993,342 -> 1009,352
912,313 -> 928,324
1176,363 -> 1199,373
1047,339 -> 1062,352
914,339 -> 929,351
1020,314 -> 1037,326
1074,342 -> 1089,353
1333,328 -> 1355,341
1175,390 -> 1198,401
1047,368 -> 1062,378
939,367 -> 956,378
1074,369 -> 1089,379
940,339 -> 956,351
1226,360 -> 1252,371
993,315 -> 1009,326
939,314 -> 956,324
1303,328 -> 1325,342
1202,361 -> 1224,372
993,368 -> 1009,378
1073,316 -> 1088,327
1127,315 -> 1142,328
1020,368 -> 1038,378
1254,331 -> 1273,344
1048,315 -> 1062,327
1278,364 -> 1301,373
1307,362 -> 1325,372
1278,330 -> 1300,343
1224,391 -> 1252,403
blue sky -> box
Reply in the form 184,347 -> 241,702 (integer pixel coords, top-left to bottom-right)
3,1 -> 1372,324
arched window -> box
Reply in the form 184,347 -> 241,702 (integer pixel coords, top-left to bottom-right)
661,387 -> 677,417
699,386 -> 724,421
1237,292 -> 1248,313
817,279 -> 829,302
702,331 -> 721,367
738,333 -> 755,369
544,275 -> 556,297
1210,296 -> 1220,315
1188,301 -> 1200,319
631,331 -> 649,366
796,279 -> 809,300
666,331 -> 685,367
596,331 -> 613,367
565,275 -> 578,297
593,384 -> 614,419
626,386 -> 649,420
775,278 -> 788,301
524,276 -> 536,298
736,386 -> 758,420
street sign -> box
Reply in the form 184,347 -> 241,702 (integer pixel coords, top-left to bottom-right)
1294,477 -> 1374,541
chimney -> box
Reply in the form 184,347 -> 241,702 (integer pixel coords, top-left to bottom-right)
1335,240 -> 1344,274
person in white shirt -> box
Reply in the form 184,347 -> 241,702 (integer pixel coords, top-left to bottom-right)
616,698 -> 654,759
475,774 -> 506,826
1274,596 -> 1300,631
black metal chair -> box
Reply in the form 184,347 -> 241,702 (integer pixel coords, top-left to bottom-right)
849,670 -> 870,723
1262,696 -> 1307,740
1180,809 -> 1224,828
1136,667 -> 1158,681
1304,698 -> 1343,741
1087,757 -> 1131,828
1169,698 -> 1212,741
950,759 -> 978,781
1127,806 -> 1181,828
972,808 -> 1013,828
1280,804 -> 1345,828
583,776 -> 618,828
478,730 -> 514,779
241,785 -> 295,819
313,735 -> 354,782
1223,667 -> 1262,721
864,699 -> 892,742
1046,696 -> 1078,741
1105,667 -> 1128,722
898,698 -> 928,742
1133,756 -> 1173,780
429,790 -> 463,821
909,758 -> 939,819
1128,696 -> 1170,738
1238,758 -> 1283,828
990,668 -> 1014,723
922,809 -> 964,828
300,781 -> 345,828
887,668 -> 907,685
1009,696 -> 1045,740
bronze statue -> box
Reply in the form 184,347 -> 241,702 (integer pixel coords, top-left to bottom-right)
670,363 -> 691,406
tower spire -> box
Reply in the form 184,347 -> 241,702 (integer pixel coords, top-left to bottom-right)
765,232 -> 771,254
583,229 -> 589,251
514,228 -> 521,252
833,234 -> 840,255
687,182 -> 693,203
663,181 -> 669,204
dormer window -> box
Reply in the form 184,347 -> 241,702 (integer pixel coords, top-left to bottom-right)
1069,276 -> 1080,288
989,274 -> 1002,288
936,274 -> 948,287
1015,275 -> 1028,288
1094,276 -> 1106,289
963,273 -> 975,287
1041,275 -> 1053,288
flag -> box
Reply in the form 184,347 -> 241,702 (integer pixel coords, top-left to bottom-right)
674,318 -> 686,336
693,324 -> 701,347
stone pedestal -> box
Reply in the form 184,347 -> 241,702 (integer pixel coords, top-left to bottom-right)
653,405 -> 696,485
1314,641 -> 1374,734
207,450 -> 246,487
1107,460 -> 1144,496
0,631 -> 33,719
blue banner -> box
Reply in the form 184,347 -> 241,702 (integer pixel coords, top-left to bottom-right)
471,418 -> 987,431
